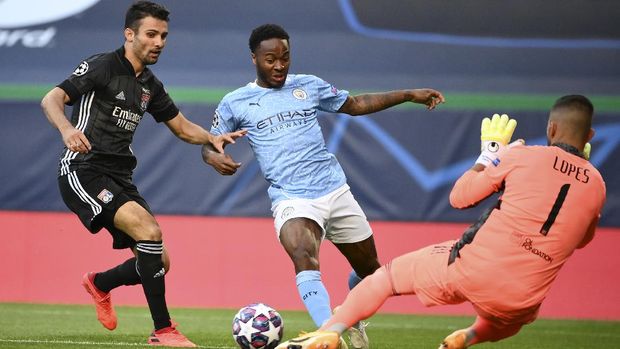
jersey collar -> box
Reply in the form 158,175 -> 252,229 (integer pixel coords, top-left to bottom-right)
552,142 -> 585,159
115,46 -> 153,82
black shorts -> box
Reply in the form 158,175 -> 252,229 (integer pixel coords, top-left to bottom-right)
58,168 -> 153,250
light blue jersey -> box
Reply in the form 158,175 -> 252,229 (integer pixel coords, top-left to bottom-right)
210,74 -> 350,206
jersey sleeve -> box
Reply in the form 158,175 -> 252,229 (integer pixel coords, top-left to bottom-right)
450,147 -> 518,208
313,76 -> 349,112
210,99 -> 237,135
147,78 -> 180,123
57,54 -> 110,105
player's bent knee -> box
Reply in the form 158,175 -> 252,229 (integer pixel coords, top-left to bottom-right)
162,252 -> 171,273
291,254 -> 320,272
137,224 -> 163,241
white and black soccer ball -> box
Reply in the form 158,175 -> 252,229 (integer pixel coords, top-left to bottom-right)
232,303 -> 284,349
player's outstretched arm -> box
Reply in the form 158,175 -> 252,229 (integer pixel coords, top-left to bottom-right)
165,112 -> 247,152
450,114 -> 520,208
41,87 -> 92,153
338,88 -> 445,116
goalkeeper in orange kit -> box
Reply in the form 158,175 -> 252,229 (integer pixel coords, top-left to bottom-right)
276,95 -> 606,349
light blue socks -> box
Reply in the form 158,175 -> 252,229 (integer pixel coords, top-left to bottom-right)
348,270 -> 363,290
296,270 -> 332,327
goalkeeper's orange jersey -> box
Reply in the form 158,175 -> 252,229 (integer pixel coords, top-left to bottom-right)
449,144 -> 605,313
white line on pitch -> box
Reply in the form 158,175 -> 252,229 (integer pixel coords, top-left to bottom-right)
0,338 -> 236,348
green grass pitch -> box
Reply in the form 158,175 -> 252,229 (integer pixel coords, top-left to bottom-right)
1,303 -> 618,348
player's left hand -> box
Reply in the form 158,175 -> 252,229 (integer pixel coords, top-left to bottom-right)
409,88 -> 445,110
210,129 -> 247,153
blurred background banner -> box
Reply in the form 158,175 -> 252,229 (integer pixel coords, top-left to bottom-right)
1,0 -> 618,226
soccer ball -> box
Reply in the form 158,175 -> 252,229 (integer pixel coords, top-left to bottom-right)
232,303 -> 284,349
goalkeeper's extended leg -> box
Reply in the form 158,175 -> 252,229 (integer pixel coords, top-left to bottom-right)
320,266 -> 394,334
335,271 -> 368,349
439,316 -> 524,348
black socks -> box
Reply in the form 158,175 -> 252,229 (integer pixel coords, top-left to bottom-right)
136,240 -> 171,330
94,257 -> 141,293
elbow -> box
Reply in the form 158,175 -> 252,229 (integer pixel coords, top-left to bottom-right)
449,179 -> 467,209
449,184 -> 481,209
449,189 -> 467,209
346,108 -> 363,116
40,92 -> 51,111
338,96 -> 363,116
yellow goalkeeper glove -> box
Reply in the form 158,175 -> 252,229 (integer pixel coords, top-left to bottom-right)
583,142 -> 591,160
476,114 -> 518,167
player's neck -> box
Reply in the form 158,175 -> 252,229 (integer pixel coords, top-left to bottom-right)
551,142 -> 584,158
123,44 -> 145,77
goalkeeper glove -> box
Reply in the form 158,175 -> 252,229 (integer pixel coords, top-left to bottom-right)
583,142 -> 591,160
476,114 -> 518,167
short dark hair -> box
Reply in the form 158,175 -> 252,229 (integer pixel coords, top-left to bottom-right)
551,95 -> 594,139
125,1 -> 170,31
249,24 -> 289,53
552,95 -> 594,115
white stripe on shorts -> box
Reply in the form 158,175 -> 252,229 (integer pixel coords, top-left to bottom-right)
67,171 -> 102,217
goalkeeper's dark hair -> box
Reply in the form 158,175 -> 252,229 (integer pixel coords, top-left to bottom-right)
249,24 -> 290,53
125,1 -> 170,32
551,95 -> 594,139
552,95 -> 594,116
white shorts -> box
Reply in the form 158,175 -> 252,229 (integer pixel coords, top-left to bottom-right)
272,184 -> 373,244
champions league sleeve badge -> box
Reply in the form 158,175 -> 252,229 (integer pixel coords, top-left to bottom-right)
212,110 -> 220,129
72,61 -> 89,76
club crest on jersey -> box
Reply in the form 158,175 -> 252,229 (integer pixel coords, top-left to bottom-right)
140,88 -> 151,112
292,88 -> 307,100
97,189 -> 114,204
72,61 -> 89,76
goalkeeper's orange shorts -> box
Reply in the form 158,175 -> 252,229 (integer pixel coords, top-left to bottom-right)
386,240 -> 539,326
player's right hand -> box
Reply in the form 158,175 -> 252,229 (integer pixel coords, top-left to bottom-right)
61,126 -> 91,153
202,148 -> 242,176
410,88 -> 445,110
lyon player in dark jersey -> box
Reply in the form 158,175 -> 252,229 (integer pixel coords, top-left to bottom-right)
41,2 -> 244,347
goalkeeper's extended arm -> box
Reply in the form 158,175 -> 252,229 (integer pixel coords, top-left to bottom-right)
475,113 -> 518,168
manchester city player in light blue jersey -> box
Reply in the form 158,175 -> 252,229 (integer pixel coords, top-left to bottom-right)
202,24 -> 444,349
